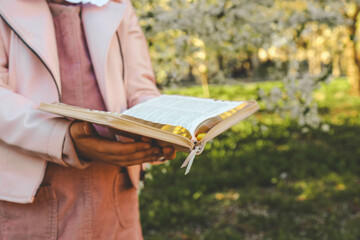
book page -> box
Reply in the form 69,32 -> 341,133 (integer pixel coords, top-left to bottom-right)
122,95 -> 244,136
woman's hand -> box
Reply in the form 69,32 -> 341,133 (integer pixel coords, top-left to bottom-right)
110,128 -> 177,162
69,121 -> 175,167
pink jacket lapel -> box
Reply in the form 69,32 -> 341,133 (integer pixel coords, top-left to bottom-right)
0,0 -> 61,93
82,1 -> 126,110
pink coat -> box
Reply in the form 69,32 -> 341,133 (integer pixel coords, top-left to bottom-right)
0,0 -> 160,204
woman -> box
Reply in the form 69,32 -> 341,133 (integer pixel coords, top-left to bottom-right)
0,0 -> 174,239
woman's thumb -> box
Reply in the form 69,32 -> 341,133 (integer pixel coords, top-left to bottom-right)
82,122 -> 97,136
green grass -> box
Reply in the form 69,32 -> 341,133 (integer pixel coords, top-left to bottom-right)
140,78 -> 360,240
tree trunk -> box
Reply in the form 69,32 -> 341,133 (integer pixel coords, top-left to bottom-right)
217,53 -> 224,71
200,72 -> 210,98
346,6 -> 360,96
346,38 -> 360,95
332,53 -> 341,78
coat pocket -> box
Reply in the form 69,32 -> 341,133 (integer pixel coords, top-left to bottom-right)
113,171 -> 140,229
0,185 -> 57,240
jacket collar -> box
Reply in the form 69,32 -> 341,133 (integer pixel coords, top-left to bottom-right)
82,1 -> 126,108
0,0 -> 126,101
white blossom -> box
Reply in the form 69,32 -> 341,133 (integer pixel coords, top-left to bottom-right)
65,0 -> 109,7
321,124 -> 330,133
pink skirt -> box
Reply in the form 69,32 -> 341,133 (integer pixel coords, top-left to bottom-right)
0,162 -> 143,240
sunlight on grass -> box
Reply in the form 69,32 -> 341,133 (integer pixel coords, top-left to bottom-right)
141,78 -> 360,240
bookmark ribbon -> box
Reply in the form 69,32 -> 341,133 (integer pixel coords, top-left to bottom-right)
181,145 -> 200,175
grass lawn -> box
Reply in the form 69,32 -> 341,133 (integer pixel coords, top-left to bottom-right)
139,78 -> 360,240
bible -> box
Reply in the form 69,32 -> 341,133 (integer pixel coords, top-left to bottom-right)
39,95 -> 259,174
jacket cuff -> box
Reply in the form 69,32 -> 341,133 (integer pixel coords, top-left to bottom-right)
128,93 -> 160,108
47,118 -> 70,166
61,122 -> 91,169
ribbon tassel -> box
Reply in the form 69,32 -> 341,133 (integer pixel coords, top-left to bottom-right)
181,145 -> 200,175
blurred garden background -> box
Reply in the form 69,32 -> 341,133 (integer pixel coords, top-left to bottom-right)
133,0 -> 360,239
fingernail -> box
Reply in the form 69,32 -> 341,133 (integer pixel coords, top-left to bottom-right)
158,157 -> 166,162
83,123 -> 91,135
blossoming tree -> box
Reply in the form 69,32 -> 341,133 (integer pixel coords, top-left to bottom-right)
134,0 -> 358,128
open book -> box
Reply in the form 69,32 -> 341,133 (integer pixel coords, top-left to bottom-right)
39,95 -> 259,174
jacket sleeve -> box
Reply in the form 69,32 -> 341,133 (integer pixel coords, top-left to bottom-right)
0,25 -> 70,167
121,0 -> 161,108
